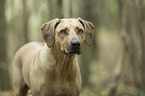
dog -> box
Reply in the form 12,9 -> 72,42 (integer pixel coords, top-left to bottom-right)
12,18 -> 94,96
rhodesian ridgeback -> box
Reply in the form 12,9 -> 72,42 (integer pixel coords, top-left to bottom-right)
12,18 -> 94,96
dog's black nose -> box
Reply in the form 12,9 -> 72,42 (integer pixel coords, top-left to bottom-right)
65,39 -> 81,55
71,40 -> 80,47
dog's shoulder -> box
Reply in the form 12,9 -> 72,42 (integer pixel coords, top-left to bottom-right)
15,42 -> 45,58
19,42 -> 44,50
24,42 -> 45,48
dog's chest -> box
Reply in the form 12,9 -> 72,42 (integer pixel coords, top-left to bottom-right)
52,79 -> 70,95
40,77 -> 78,96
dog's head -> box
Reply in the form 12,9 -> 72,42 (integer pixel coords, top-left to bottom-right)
41,18 -> 95,55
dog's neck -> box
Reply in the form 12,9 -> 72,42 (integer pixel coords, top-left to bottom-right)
50,44 -> 77,80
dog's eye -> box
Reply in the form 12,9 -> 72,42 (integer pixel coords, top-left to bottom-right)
60,30 -> 67,35
78,29 -> 84,34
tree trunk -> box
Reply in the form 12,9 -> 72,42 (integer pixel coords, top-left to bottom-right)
137,0 -> 145,91
108,0 -> 126,95
125,0 -> 145,95
48,0 -> 63,19
79,0 -> 99,87
62,0 -> 72,17
22,0 -> 29,44
0,0 -> 10,90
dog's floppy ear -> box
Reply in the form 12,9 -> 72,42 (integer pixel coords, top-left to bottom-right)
41,18 -> 60,47
78,17 -> 95,46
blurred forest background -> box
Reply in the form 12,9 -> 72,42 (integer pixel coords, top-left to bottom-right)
0,0 -> 145,96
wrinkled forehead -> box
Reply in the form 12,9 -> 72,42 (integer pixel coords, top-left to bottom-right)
56,19 -> 84,30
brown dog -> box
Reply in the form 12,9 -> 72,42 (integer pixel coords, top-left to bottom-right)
12,18 -> 94,96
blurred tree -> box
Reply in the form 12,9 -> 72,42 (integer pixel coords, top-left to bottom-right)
22,0 -> 30,43
108,0 -> 126,95
0,0 -> 10,90
108,0 -> 145,96
124,1 -> 145,95
48,0 -> 63,19
130,0 -> 145,94
78,0 -> 100,87
137,0 -> 145,91
62,0 -> 72,17
79,0 -> 93,87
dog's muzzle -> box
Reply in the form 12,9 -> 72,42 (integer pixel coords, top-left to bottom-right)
63,39 -> 81,55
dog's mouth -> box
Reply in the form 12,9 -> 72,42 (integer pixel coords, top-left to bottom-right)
63,46 -> 82,55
